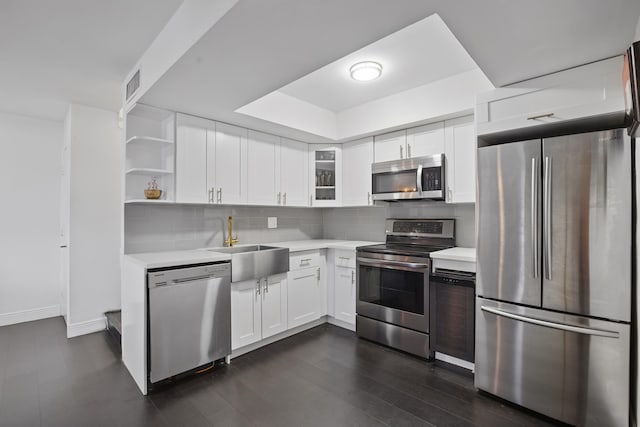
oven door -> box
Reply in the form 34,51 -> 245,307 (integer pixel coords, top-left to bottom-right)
356,254 -> 431,333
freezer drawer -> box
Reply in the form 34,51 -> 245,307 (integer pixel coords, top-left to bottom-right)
475,298 -> 629,427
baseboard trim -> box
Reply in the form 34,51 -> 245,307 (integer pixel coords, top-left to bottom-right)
231,317 -> 327,359
435,352 -> 475,372
67,317 -> 107,338
0,305 -> 60,327
327,316 -> 355,331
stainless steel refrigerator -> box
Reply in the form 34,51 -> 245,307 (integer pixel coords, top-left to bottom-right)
476,128 -> 631,427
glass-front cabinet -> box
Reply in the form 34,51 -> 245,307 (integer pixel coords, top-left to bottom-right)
308,144 -> 342,207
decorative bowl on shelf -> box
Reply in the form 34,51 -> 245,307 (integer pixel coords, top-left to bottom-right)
144,189 -> 162,200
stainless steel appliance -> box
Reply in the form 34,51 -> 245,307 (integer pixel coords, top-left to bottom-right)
371,154 -> 445,201
356,219 -> 455,358
476,128 -> 631,427
147,262 -> 231,385
429,268 -> 475,363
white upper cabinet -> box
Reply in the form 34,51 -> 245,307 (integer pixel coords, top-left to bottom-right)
247,130 -> 280,205
208,122 -> 247,205
342,137 -> 373,206
279,138 -> 308,207
444,115 -> 476,204
475,57 -> 623,136
176,114 -> 208,203
176,115 -> 246,205
406,122 -> 445,158
309,144 -> 342,207
374,129 -> 407,162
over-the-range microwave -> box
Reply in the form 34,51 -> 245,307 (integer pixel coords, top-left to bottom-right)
371,154 -> 445,202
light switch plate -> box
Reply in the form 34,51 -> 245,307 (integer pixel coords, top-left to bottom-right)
268,217 -> 277,229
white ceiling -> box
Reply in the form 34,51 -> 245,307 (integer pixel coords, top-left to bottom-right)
0,0 -> 183,120
278,14 -> 479,112
141,0 -> 640,143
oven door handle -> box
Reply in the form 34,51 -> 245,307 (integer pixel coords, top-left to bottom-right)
357,257 -> 430,272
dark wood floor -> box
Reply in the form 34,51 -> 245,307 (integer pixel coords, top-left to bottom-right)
0,317 -> 558,427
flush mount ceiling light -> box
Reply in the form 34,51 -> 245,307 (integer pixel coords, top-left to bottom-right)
349,61 -> 383,82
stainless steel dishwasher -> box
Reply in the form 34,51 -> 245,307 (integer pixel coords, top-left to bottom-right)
147,262 -> 231,384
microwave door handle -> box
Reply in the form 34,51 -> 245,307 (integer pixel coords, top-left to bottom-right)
416,165 -> 423,194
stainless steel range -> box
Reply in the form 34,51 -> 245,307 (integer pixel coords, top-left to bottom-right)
356,219 -> 455,358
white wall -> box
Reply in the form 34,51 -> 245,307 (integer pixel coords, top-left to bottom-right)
0,112 -> 63,326
65,105 -> 122,337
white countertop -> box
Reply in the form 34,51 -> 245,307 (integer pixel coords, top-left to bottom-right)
124,250 -> 231,269
268,239 -> 381,252
124,239 -> 382,269
429,247 -> 476,263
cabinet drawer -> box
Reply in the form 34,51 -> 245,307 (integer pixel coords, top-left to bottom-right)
333,250 -> 355,268
289,250 -> 320,270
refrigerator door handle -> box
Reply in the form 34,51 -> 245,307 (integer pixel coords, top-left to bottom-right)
543,156 -> 552,280
480,306 -> 619,338
531,157 -> 539,278
416,165 -> 423,194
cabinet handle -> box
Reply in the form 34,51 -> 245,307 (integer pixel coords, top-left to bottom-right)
208,188 -> 213,203
317,268 -> 320,282
256,280 -> 261,296
407,143 -> 412,158
310,194 -> 313,207
447,188 -> 452,202
277,192 -> 281,205
264,278 -> 269,294
283,192 -> 287,205
399,145 -> 403,159
367,192 -> 370,205
351,270 -> 355,285
527,112 -> 554,120
219,188 -> 223,204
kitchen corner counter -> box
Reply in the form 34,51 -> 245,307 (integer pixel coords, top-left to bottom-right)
123,250 -> 231,269
430,247 -> 476,273
267,239 -> 382,252
429,247 -> 476,263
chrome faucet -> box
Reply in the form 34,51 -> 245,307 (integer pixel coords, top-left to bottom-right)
224,215 -> 239,247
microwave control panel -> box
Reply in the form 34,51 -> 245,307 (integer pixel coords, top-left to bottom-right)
422,167 -> 442,191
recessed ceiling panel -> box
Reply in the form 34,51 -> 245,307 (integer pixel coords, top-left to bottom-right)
278,14 -> 479,112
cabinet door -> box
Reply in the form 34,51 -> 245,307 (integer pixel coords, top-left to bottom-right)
342,137 -> 373,206
334,266 -> 356,325
261,273 -> 288,339
280,138 -> 308,206
231,279 -> 262,350
247,130 -> 280,205
287,267 -> 321,329
444,116 -> 476,204
374,130 -> 406,162
212,123 -> 247,205
309,144 -> 342,207
406,122 -> 445,158
176,115 -> 209,203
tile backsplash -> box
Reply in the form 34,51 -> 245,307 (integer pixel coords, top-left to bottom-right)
125,202 -> 476,253
124,204 -> 323,253
322,202 -> 476,247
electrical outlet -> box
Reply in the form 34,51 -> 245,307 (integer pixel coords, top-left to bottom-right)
268,217 -> 277,229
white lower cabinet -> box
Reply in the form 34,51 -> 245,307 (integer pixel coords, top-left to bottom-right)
261,273 -> 288,339
287,267 -> 321,329
231,273 -> 288,350
334,266 -> 356,325
231,279 -> 262,350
